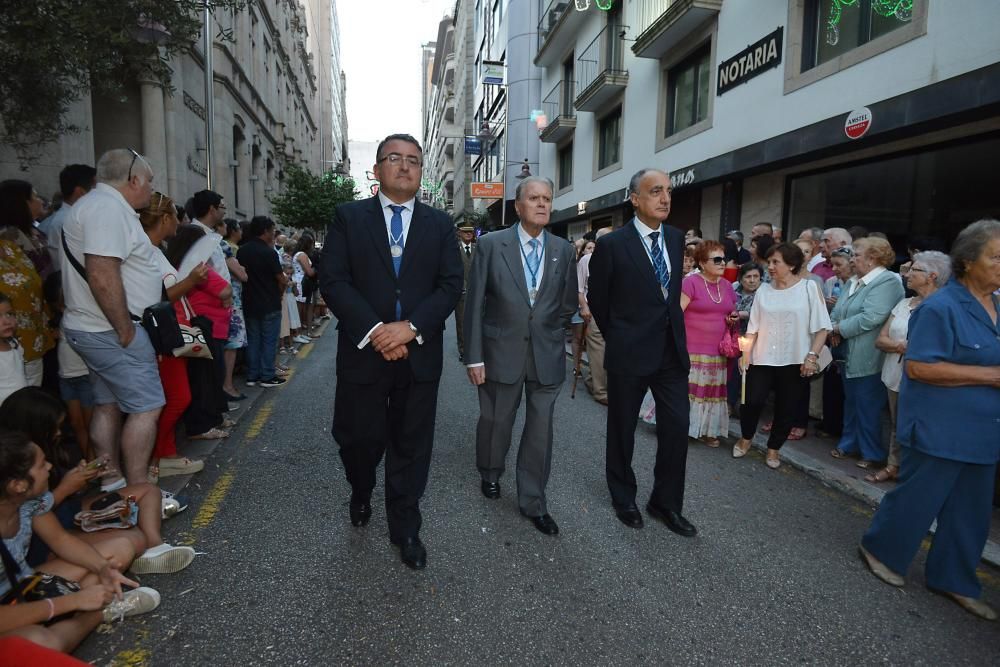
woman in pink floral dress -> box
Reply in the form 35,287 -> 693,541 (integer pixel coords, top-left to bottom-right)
681,240 -> 737,446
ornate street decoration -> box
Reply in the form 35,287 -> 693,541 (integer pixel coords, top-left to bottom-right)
826,0 -> 913,45
574,0 -> 591,10
596,0 -> 614,9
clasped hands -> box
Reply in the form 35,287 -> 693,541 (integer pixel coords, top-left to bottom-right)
371,322 -> 416,361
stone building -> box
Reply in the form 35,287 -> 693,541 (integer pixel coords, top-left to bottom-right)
0,0 -> 349,222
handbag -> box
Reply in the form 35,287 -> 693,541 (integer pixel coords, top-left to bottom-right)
718,319 -> 742,359
1,534 -> 80,625
62,229 -> 183,355
173,297 -> 213,359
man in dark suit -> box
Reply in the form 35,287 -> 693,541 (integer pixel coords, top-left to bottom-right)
463,176 -> 578,536
455,223 -> 476,361
320,133 -> 463,569
587,168 -> 696,537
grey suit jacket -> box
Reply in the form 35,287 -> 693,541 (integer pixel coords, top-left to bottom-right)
463,225 -> 578,386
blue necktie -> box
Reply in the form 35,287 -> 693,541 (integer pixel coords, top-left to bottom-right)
527,238 -> 541,304
648,231 -> 670,295
389,205 -> 404,319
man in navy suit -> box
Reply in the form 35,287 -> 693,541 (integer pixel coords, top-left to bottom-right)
587,168 -> 696,537
320,134 -> 463,569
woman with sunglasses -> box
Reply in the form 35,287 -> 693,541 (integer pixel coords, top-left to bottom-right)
680,240 -> 738,447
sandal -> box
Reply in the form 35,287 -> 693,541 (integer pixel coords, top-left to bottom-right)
189,427 -> 229,440
830,448 -> 849,459
856,459 -> 886,470
699,437 -> 721,448
864,467 -> 899,483
787,427 -> 806,440
760,421 -> 773,434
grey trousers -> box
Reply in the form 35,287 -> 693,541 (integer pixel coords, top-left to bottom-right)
475,346 -> 562,517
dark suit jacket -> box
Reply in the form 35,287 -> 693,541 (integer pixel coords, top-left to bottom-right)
462,225 -> 578,386
587,220 -> 689,377
319,196 -> 463,383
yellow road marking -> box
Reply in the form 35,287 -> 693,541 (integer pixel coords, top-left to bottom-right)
191,471 -> 235,530
244,401 -> 273,440
112,647 -> 151,666
297,343 -> 313,360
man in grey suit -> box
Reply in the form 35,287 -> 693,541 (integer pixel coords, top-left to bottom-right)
463,176 -> 578,535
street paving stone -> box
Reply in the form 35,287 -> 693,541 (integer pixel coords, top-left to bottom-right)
76,316 -> 1000,665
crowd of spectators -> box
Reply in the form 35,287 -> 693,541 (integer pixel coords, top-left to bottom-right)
0,149 -> 327,654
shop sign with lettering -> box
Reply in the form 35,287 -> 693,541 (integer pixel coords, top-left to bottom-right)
717,27 -> 783,96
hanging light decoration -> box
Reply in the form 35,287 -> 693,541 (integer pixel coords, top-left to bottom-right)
596,0 -> 614,9
826,0 -> 913,45
574,0 -> 590,10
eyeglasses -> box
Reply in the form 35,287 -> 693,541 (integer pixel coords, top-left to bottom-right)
708,256 -> 726,265
379,153 -> 422,168
127,148 -> 140,182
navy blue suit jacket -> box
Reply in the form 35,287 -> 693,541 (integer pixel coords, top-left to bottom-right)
586,220 -> 689,377
319,196 -> 463,383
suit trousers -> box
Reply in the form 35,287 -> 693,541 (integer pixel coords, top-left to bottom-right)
475,344 -> 560,517
584,318 -> 608,401
332,359 -> 440,543
862,447 -> 995,598
606,328 -> 689,512
454,297 -> 465,359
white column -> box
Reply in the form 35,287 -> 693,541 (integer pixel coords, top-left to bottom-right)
139,78 -> 168,185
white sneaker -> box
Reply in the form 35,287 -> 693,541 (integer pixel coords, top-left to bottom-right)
102,587 -> 161,622
160,490 -> 189,519
131,543 -> 196,574
293,334 -> 312,344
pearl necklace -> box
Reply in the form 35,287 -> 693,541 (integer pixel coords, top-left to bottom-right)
702,275 -> 723,304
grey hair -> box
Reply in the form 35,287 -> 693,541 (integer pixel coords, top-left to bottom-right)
595,226 -> 612,238
96,148 -> 150,187
801,227 -> 823,242
912,250 -> 952,287
823,227 -> 852,246
627,168 -> 668,195
725,229 -> 744,243
514,175 -> 554,201
951,218 -> 1000,279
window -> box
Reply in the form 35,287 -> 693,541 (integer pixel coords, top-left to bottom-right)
557,142 -> 573,191
667,44 -> 710,136
804,0 -> 917,70
597,106 -> 621,171
561,55 -> 575,114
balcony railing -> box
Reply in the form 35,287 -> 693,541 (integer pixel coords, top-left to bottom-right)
634,0 -> 680,37
575,23 -> 629,111
539,80 -> 577,143
632,0 -> 722,60
538,0 -> 570,46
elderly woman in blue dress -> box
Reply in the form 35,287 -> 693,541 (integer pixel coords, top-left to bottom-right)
859,219 -> 1000,621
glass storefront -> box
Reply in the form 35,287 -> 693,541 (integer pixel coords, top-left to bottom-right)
786,133 -> 1000,250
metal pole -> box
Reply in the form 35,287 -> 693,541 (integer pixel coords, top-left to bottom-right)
500,82 -> 509,229
203,2 -> 215,189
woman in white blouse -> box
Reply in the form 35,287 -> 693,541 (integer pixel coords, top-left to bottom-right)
733,243 -> 832,468
865,250 -> 951,483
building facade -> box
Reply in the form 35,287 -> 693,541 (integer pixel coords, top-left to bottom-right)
535,0 -> 1000,246
0,0 -> 349,224
422,16 -> 458,212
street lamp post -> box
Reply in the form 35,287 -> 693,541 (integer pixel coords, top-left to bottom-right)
203,1 -> 215,189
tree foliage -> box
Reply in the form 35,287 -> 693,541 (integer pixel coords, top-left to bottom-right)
268,165 -> 358,232
0,0 -> 245,166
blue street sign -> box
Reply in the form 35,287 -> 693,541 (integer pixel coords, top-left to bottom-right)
464,137 -> 482,154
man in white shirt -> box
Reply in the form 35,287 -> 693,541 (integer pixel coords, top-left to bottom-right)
61,148 -> 165,490
180,190 -> 231,283
38,164 -> 96,271
798,227 -> 825,272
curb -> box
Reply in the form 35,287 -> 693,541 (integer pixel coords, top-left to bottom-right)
729,419 -> 1000,569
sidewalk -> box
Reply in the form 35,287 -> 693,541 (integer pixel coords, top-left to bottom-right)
728,415 -> 1000,568
157,318 -> 331,502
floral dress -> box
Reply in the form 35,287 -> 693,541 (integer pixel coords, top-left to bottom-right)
0,239 -> 54,363
222,240 -> 246,349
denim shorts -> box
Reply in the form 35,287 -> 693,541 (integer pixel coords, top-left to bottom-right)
64,325 -> 166,414
59,374 -> 95,408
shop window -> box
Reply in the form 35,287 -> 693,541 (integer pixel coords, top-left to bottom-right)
666,44 -> 710,137
597,105 -> 621,172
557,141 -> 573,191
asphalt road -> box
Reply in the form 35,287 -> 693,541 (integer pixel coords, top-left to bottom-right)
76,317 -> 1000,666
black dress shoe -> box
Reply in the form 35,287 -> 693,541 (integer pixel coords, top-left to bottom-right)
395,537 -> 427,570
349,499 -> 372,527
646,503 -> 697,537
615,505 -> 644,529
525,513 -> 559,536
480,480 -> 501,499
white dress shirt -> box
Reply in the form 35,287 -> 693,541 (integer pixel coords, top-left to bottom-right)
516,223 -> 546,299
358,192 -> 421,349
848,265 -> 887,297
